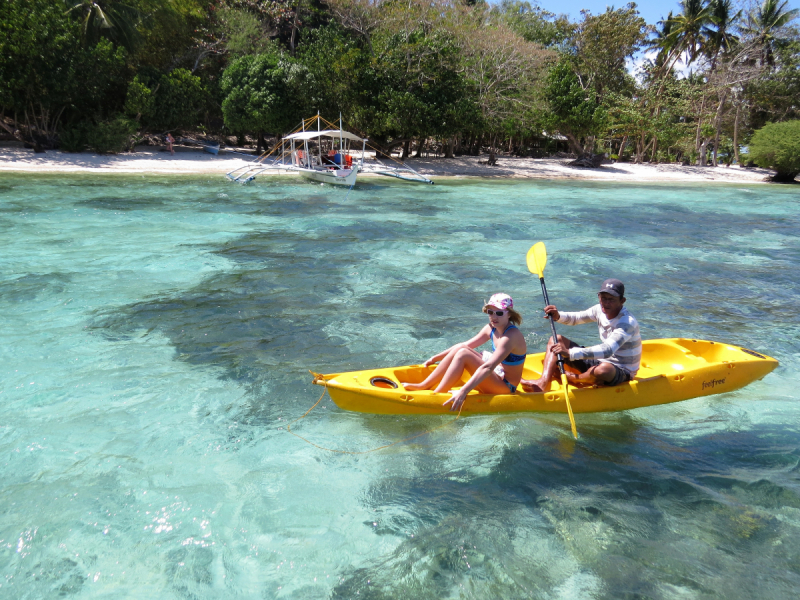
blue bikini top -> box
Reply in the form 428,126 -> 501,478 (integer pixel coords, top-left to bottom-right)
491,324 -> 527,366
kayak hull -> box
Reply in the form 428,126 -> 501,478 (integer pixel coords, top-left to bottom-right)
312,338 -> 778,415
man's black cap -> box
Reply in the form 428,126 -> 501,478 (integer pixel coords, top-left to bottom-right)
598,278 -> 625,298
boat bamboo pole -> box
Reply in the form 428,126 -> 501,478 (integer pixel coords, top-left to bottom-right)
317,111 -> 321,166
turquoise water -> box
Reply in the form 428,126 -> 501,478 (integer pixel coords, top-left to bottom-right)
1,173 -> 798,598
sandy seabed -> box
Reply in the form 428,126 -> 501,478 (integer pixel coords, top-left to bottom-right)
0,145 -> 778,184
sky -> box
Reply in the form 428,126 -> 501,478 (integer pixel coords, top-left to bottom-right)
536,0 -> 671,25
532,0 -> 800,77
534,0 -> 800,28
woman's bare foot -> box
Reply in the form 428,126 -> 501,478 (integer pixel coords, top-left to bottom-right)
401,382 -> 427,391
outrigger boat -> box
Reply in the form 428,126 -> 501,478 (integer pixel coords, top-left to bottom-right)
226,115 -> 434,186
312,338 -> 778,415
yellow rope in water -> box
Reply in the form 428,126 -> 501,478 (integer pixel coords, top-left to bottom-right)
286,378 -> 464,455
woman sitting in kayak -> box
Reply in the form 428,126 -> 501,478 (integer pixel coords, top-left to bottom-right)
402,293 -> 527,411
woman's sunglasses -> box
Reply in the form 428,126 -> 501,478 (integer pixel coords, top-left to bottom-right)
486,309 -> 505,316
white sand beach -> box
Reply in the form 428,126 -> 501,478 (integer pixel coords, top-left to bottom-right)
0,145 -> 778,184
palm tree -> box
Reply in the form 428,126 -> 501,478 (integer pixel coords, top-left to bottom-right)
665,0 -> 713,68
646,12 -> 676,70
742,0 -> 800,65
63,1 -> 142,52
704,0 -> 741,69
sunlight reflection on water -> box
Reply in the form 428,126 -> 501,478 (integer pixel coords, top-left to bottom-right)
0,174 -> 798,598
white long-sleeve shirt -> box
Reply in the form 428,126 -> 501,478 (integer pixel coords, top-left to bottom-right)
557,304 -> 641,375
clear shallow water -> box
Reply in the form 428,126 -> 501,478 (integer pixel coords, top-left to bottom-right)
0,173 -> 798,599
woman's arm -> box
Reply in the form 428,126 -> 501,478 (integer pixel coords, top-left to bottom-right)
444,333 -> 515,410
423,326 -> 490,367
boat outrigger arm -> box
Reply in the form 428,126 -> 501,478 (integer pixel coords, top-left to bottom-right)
225,115 -> 434,185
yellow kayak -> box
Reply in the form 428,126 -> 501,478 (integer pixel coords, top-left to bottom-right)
312,338 -> 778,415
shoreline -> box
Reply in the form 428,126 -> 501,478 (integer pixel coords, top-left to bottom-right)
0,146 -> 778,184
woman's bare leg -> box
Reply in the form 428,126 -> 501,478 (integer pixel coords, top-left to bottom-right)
402,345 -> 473,391
432,348 -> 512,394
434,348 -> 484,393
521,335 -> 575,392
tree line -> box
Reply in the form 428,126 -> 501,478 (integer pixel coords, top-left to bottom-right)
0,0 -> 798,176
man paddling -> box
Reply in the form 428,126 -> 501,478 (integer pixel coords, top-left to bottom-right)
521,279 -> 641,392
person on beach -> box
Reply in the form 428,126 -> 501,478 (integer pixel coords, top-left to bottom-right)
165,132 -> 175,156
402,293 -> 527,411
521,279 -> 641,392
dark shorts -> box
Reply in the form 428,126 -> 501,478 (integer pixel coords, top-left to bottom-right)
566,357 -> 633,387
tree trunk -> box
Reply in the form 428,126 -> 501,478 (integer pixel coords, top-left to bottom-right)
617,135 -> 627,160
639,135 -> 655,163
733,103 -> 741,167
583,135 -> 595,155
256,131 -> 267,154
0,115 -> 17,137
563,133 -> 584,156
478,133 -> 486,156
699,138 -> 709,166
443,135 -> 455,158
401,139 -> 411,160
711,91 -> 728,167
694,93 -> 707,159
289,2 -> 301,56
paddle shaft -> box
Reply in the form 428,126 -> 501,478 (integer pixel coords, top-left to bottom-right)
539,274 -> 578,438
539,276 -> 566,375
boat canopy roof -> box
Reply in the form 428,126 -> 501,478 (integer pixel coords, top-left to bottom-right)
283,129 -> 366,142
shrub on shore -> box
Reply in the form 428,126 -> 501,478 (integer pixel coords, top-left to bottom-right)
86,117 -> 137,154
749,121 -> 800,183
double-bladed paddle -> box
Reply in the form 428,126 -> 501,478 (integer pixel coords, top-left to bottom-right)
526,242 -> 578,439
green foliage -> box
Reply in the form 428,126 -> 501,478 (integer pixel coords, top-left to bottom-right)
86,116 -> 137,153
72,38 -> 129,113
573,3 -> 648,98
216,5 -> 275,56
221,51 -> 308,135
359,28 -> 476,140
496,0 -> 573,48
665,0 -> 713,66
3,0 -> 798,160
137,69 -> 208,131
742,0 -> 800,64
544,61 -> 606,151
124,76 -> 155,119
746,38 -> 800,129
59,123 -> 90,152
63,0 -> 143,52
0,0 -> 128,141
0,0 -> 80,112
749,120 -> 800,181
124,0 -> 209,72
296,23 -> 367,119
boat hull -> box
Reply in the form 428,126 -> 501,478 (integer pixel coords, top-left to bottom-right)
312,338 -> 778,415
302,166 -> 358,186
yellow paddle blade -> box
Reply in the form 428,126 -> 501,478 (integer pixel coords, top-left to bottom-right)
526,242 -> 547,277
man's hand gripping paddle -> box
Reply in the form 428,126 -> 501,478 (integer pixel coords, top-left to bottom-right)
526,242 -> 578,439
